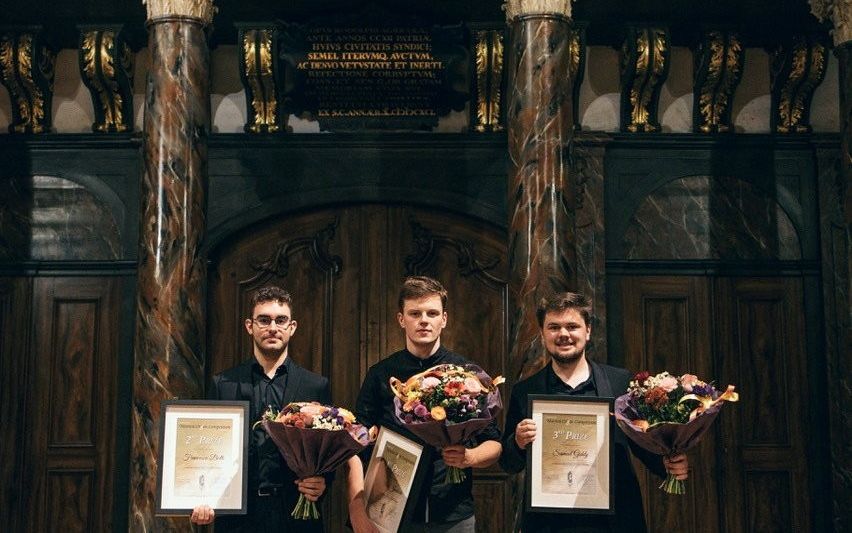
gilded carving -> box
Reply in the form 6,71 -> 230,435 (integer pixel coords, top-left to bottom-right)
143,0 -> 216,25
620,27 -> 669,133
79,27 -> 135,132
0,30 -> 54,133
504,0 -> 575,22
772,35 -> 828,133
240,27 -> 280,133
694,30 -> 743,133
567,24 -> 586,131
474,30 -> 504,132
809,0 -> 852,45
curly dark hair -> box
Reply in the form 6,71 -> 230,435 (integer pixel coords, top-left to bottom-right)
250,286 -> 294,317
536,292 -> 592,328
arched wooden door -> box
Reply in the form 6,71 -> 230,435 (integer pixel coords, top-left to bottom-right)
208,204 -> 510,532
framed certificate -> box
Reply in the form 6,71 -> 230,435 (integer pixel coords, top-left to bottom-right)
156,400 -> 249,515
362,426 -> 430,533
525,395 -> 614,514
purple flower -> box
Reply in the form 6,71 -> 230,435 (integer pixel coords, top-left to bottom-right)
414,403 -> 429,418
692,383 -> 715,397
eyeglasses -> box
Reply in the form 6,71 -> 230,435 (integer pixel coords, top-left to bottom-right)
252,315 -> 292,328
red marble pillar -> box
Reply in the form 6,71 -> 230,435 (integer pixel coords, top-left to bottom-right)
130,1 -> 214,529
505,2 -> 577,379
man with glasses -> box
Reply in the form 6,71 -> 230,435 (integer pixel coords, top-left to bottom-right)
191,286 -> 330,532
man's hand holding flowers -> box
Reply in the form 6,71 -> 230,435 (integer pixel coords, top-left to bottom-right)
663,453 -> 689,480
295,476 -> 327,502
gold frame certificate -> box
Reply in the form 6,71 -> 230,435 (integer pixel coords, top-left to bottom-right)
526,395 -> 614,514
156,400 -> 249,515
362,427 -> 430,533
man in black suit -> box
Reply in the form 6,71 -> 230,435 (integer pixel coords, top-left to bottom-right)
500,292 -> 689,533
191,286 -> 330,532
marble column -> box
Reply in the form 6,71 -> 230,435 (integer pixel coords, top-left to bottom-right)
130,0 -> 215,530
505,0 -> 577,380
808,2 -> 851,530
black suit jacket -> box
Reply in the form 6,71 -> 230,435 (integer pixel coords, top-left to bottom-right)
500,359 -> 665,533
208,357 -> 331,531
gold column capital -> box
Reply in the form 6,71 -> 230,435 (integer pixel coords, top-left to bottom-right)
503,0 -> 574,22
809,0 -> 852,46
143,0 -> 217,25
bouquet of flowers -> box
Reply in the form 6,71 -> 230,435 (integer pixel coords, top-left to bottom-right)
390,363 -> 505,483
259,402 -> 370,519
614,371 -> 739,494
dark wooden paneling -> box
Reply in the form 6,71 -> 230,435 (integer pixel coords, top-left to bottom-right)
24,277 -> 121,533
209,205 -> 509,532
619,276 -> 718,533
745,472 -> 793,533
46,470 -> 95,532
0,278 -> 31,533
716,278 -> 810,532
49,301 -> 97,446
618,276 -> 814,532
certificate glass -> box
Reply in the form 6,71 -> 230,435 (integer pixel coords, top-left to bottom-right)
156,400 -> 249,515
526,395 -> 614,514
362,426 -> 429,533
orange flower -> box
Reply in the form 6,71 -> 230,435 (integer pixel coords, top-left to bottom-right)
430,406 -> 447,420
444,380 -> 464,397
645,387 -> 669,409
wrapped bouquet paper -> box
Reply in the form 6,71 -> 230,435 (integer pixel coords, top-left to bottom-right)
614,371 -> 739,494
259,402 -> 370,519
389,363 -> 504,483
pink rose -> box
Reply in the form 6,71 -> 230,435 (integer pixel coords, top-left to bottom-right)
299,403 -> 325,417
680,374 -> 698,392
659,375 -> 679,392
421,376 -> 441,390
463,377 -> 482,394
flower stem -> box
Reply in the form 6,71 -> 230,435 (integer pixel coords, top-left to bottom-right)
445,466 -> 466,484
659,474 -> 686,495
291,494 -> 320,520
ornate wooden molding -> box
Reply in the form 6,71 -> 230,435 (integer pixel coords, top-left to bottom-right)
0,27 -> 55,134
809,0 -> 852,46
693,30 -> 744,133
78,26 -> 134,133
473,29 -> 505,132
404,219 -> 505,285
245,219 -> 342,283
771,34 -> 829,134
568,22 -> 587,131
143,0 -> 216,25
504,0 -> 575,22
619,26 -> 670,133
237,25 -> 283,133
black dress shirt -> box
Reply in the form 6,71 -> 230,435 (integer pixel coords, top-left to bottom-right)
251,357 -> 290,490
355,346 -> 502,524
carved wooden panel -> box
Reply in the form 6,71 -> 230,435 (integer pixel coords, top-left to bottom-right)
209,205 -> 510,533
24,277 -> 120,533
46,470 -> 95,531
617,276 -> 812,532
0,278 -> 30,533
716,277 -> 810,532
619,276 -> 718,533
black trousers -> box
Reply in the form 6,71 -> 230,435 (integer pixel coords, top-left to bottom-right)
214,492 -> 324,533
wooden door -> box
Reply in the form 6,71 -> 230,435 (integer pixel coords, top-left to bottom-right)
714,278 -> 811,532
616,275 -> 811,532
208,205 -> 510,532
17,277 -> 122,532
0,277 -> 31,533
